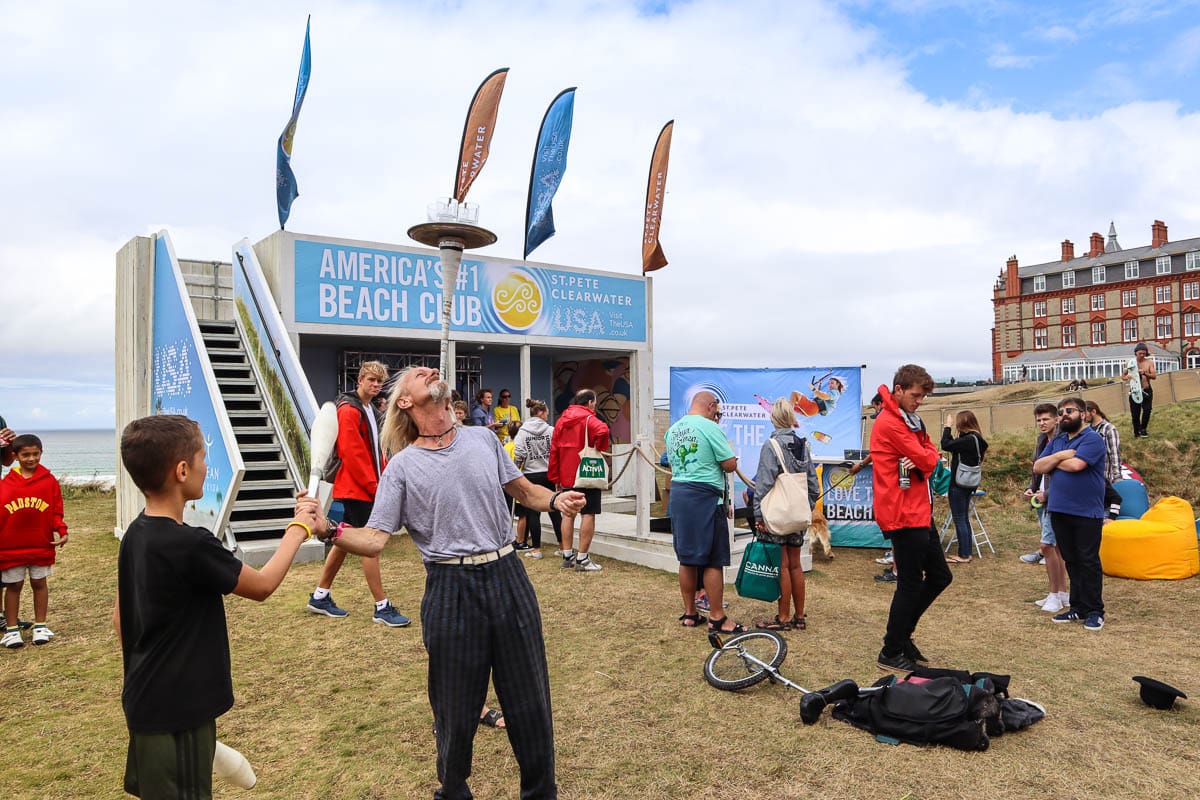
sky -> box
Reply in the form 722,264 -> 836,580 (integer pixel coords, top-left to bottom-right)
2,0 -> 1200,431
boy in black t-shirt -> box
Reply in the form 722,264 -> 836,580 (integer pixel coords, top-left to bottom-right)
112,415 -> 323,799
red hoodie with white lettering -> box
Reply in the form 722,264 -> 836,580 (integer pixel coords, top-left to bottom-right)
0,465 -> 67,570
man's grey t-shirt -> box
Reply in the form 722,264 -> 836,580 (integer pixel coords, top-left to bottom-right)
367,426 -> 522,561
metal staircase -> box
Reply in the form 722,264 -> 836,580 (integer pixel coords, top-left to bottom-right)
197,320 -> 302,543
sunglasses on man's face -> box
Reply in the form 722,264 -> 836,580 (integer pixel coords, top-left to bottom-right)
1058,408 -> 1080,416
500,394 -> 510,399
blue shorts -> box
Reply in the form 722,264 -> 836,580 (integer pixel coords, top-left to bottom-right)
669,482 -> 730,568
1038,507 -> 1057,547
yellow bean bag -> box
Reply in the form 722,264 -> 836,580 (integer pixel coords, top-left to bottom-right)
1100,497 -> 1200,580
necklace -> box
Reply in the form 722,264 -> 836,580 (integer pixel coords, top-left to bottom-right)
416,423 -> 456,447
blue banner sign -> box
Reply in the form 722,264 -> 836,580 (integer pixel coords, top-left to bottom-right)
292,238 -> 647,342
152,233 -> 244,534
818,462 -> 886,548
669,367 -> 863,508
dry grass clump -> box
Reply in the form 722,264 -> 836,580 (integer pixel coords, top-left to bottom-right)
5,414 -> 1199,800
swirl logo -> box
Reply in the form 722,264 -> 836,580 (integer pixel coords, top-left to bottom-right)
492,269 -> 543,330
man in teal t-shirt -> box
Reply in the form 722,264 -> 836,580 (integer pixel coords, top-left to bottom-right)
665,391 -> 742,633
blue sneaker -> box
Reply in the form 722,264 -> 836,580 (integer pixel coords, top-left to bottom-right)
1084,613 -> 1104,631
372,603 -> 411,628
306,593 -> 349,618
1052,610 -> 1083,624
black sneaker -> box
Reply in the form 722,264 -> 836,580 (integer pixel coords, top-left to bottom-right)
513,541 -> 531,551
873,569 -> 897,583
905,640 -> 930,666
877,649 -> 916,673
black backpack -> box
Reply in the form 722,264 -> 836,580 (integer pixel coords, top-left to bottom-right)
832,675 -> 999,751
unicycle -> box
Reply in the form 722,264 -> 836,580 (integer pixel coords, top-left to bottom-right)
703,630 -> 874,724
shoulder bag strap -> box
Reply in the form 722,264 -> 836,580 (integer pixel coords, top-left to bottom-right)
768,437 -> 793,474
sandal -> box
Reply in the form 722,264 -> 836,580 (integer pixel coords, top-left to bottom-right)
755,615 -> 791,632
679,613 -> 707,628
945,554 -> 967,564
790,615 -> 807,630
480,708 -> 505,729
707,616 -> 748,634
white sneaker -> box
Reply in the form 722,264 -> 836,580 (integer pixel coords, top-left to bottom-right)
1034,594 -> 1054,607
31,626 -> 53,645
524,550 -> 543,559
574,556 -> 603,572
1042,596 -> 1065,613
1,629 -> 23,649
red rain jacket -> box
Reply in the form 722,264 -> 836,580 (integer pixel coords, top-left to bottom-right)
331,394 -> 387,502
869,385 -> 940,532
0,465 -> 66,569
547,404 -> 610,488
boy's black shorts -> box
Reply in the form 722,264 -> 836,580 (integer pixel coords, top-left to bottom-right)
125,719 -> 216,799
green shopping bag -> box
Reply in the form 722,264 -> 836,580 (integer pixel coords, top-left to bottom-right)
735,539 -> 782,602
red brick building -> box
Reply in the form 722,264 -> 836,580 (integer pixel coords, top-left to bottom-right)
992,220 -> 1198,382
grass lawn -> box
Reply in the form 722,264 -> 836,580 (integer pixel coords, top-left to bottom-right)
5,406 -> 1199,799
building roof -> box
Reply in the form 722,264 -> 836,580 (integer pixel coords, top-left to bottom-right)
1017,234 -> 1200,278
1006,342 -> 1176,366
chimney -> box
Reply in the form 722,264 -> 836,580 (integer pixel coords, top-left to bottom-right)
1061,240 -> 1075,262
1152,220 -> 1168,249
1006,255 -> 1019,296
1088,232 -> 1104,258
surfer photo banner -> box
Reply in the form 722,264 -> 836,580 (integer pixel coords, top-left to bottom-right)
669,366 -> 863,507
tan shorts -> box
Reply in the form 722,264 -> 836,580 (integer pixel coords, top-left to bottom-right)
2,565 -> 52,583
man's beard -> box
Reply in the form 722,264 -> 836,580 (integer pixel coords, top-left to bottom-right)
1060,414 -> 1083,434
428,380 -> 451,403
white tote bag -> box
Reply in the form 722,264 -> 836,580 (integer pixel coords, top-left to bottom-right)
572,422 -> 609,490
759,437 -> 812,534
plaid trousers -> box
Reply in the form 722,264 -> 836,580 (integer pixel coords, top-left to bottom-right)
423,552 -> 557,800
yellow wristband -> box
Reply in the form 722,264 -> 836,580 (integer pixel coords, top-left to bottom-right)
287,521 -> 313,540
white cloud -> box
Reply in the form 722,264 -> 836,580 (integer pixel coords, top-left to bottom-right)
3,0 -> 1200,421
987,42 -> 1041,69
1035,25 -> 1079,44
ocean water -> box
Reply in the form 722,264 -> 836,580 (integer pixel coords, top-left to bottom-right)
12,429 -> 117,479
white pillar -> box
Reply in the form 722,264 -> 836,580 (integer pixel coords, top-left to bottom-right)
520,344 -> 531,408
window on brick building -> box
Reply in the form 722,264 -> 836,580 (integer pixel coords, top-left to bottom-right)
1091,321 -> 1106,344
1122,318 -> 1138,342
1034,327 -> 1047,349
1062,271 -> 1075,288
1188,349 -> 1200,369
1125,260 -> 1140,279
1091,294 -> 1105,311
1184,313 -> 1200,338
1122,289 -> 1137,307
1185,282 -> 1199,301
1157,314 -> 1173,338
1157,255 -> 1172,275
1061,297 -> 1074,314
1156,285 -> 1172,304
1062,324 -> 1075,346
1187,252 -> 1200,271
1033,275 -> 1046,292
1033,301 -> 1047,317
1092,265 -> 1106,284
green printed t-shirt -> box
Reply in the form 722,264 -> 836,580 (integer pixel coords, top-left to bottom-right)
664,414 -> 734,492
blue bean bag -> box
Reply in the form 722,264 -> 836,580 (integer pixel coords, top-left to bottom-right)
1112,479 -> 1149,520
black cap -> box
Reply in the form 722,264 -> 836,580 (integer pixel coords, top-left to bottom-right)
1134,342 -> 1149,353
1133,676 -> 1187,710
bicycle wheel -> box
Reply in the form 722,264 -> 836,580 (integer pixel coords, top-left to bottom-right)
703,630 -> 788,691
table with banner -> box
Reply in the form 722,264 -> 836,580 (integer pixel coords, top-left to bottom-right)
815,459 -> 886,549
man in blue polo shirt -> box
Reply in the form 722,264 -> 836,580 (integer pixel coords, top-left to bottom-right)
1034,397 -> 1108,631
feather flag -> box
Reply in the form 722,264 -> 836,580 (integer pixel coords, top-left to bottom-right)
524,88 -> 576,259
454,67 -> 509,202
276,17 -> 312,230
642,120 -> 673,273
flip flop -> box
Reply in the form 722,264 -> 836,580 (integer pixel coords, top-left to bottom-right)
480,708 -> 505,729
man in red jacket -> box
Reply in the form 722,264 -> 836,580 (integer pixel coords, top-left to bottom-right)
305,362 -> 410,626
1,434 -> 68,647
547,389 -> 611,572
870,365 -> 951,673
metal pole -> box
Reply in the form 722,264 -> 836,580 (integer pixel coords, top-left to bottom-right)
438,238 -> 465,378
